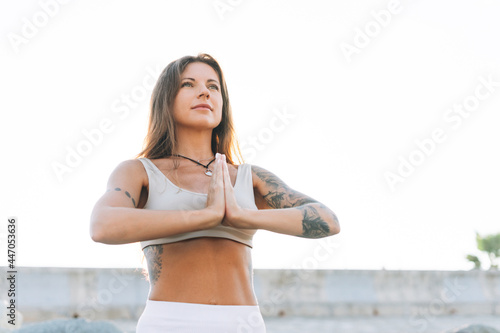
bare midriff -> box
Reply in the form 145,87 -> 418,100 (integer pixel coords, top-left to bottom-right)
145,237 -> 258,305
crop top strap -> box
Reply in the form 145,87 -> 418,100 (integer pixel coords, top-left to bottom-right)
137,157 -> 166,194
237,163 -> 253,191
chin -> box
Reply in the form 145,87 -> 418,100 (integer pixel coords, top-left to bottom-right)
180,119 -> 220,129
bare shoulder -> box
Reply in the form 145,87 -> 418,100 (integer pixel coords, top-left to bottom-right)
249,164 -> 318,209
91,159 -> 149,211
107,159 -> 149,200
108,158 -> 148,189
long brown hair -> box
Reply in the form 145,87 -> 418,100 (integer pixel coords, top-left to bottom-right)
136,53 -> 243,165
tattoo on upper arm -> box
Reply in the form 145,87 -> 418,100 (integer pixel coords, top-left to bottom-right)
298,205 -> 330,238
143,245 -> 163,285
107,187 -> 136,207
253,166 -> 337,238
252,166 -> 316,209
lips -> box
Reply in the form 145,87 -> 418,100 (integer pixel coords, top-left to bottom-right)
192,104 -> 212,111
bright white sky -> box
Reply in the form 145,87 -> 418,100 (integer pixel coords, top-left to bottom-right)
1,0 -> 499,271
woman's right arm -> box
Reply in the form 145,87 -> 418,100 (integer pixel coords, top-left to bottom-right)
90,157 -> 224,245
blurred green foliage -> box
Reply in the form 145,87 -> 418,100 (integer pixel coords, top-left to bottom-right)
466,232 -> 500,270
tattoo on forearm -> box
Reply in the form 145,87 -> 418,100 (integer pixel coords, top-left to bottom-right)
252,166 -> 317,209
319,203 -> 339,228
143,245 -> 163,285
107,187 -> 136,207
299,205 -> 330,238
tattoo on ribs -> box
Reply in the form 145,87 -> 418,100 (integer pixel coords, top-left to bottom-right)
299,205 -> 330,238
107,187 -> 136,207
144,245 -> 163,285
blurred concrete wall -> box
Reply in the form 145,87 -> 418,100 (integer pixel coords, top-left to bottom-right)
1,267 -> 499,322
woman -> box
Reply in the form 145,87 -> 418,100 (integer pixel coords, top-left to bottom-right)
90,53 -> 340,332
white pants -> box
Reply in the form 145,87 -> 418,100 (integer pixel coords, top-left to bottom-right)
136,300 -> 267,333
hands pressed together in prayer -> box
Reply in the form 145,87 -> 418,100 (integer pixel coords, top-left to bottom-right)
205,153 -> 248,229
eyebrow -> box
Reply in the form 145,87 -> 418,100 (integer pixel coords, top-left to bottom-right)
182,77 -> 220,85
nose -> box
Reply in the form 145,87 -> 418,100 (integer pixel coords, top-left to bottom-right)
198,85 -> 210,99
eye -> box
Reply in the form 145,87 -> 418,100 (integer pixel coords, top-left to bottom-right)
209,84 -> 220,91
181,81 -> 193,88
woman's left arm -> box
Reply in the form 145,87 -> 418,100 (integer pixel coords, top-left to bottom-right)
222,162 -> 340,238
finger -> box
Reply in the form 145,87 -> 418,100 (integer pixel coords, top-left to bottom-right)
222,158 -> 238,208
222,156 -> 233,190
211,153 -> 221,184
215,153 -> 223,185
212,153 -> 218,178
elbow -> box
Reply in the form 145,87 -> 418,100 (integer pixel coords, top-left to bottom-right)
328,214 -> 340,236
322,205 -> 340,236
89,209 -> 115,244
330,220 -> 340,236
90,222 -> 120,244
90,220 -> 107,244
309,202 -> 340,237
90,216 -> 129,245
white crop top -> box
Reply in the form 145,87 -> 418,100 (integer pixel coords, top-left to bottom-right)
137,157 -> 258,249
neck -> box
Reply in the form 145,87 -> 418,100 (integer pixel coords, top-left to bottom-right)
174,126 -> 214,160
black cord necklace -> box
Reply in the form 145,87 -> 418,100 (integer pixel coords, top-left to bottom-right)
172,154 -> 216,176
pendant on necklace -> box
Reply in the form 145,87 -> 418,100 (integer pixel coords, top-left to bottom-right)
205,169 -> 213,176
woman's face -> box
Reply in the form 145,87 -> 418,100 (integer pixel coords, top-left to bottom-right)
172,62 -> 223,130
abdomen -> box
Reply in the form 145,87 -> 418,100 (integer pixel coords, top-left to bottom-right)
144,237 -> 257,305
